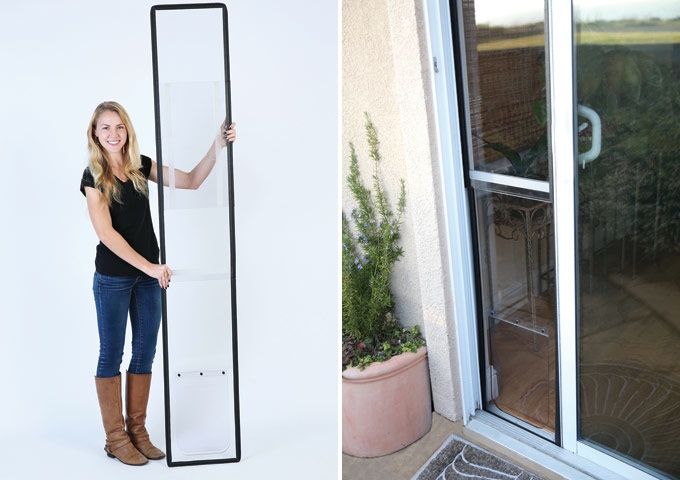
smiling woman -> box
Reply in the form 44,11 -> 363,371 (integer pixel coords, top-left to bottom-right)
79,100 -> 235,466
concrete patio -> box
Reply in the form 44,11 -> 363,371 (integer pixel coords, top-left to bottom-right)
342,412 -> 569,480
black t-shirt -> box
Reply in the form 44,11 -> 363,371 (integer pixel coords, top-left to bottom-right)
80,155 -> 159,277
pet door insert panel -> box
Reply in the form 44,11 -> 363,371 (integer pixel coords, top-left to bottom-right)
456,0 -> 559,442
151,3 -> 239,466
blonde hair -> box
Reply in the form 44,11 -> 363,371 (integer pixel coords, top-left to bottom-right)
86,101 -> 148,206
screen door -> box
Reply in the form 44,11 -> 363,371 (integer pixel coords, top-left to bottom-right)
150,3 -> 240,466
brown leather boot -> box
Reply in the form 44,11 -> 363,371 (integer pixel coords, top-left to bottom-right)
95,374 -> 148,465
125,372 -> 166,460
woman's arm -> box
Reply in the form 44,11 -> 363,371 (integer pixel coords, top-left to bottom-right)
84,187 -> 172,288
148,122 -> 235,189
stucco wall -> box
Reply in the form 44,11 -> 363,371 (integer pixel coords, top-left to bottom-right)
342,0 -> 463,421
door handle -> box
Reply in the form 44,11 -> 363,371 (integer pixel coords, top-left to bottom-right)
577,104 -> 601,168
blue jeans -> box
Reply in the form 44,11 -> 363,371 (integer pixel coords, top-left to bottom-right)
92,272 -> 162,378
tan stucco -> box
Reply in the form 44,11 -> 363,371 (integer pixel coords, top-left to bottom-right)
342,0 -> 463,420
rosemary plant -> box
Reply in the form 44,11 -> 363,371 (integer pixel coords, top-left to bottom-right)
342,113 -> 425,370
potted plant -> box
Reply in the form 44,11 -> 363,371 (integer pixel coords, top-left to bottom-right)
342,113 -> 431,458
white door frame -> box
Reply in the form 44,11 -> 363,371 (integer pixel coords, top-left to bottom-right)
546,0 -> 578,453
423,0 -> 665,478
423,0 -> 483,422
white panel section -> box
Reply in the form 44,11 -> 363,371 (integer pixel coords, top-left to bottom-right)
468,170 -> 550,193
163,207 -> 230,274
166,278 -> 235,462
545,0 -> 578,452
166,279 -> 232,387
423,0 -> 482,421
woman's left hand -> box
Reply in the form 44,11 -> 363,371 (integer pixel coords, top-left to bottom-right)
218,120 -> 236,147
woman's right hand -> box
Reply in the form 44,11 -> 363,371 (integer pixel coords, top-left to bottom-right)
146,263 -> 173,289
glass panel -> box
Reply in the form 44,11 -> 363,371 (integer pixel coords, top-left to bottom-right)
575,2 -> 680,477
475,189 -> 557,439
461,0 -> 549,180
160,81 -> 228,210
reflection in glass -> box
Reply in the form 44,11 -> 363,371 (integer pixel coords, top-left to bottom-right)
461,0 -> 549,180
475,189 -> 556,437
575,2 -> 680,477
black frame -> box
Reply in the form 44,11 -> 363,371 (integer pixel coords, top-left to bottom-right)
150,2 -> 241,467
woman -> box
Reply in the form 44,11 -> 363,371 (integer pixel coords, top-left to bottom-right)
80,101 -> 235,465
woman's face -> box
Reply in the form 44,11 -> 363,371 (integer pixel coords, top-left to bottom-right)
94,110 -> 127,157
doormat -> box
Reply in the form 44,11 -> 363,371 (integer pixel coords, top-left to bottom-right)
412,435 -> 544,480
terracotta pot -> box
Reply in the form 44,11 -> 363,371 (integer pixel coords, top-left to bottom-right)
342,346 -> 432,457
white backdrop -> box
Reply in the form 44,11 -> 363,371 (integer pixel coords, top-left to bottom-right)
0,1 -> 338,479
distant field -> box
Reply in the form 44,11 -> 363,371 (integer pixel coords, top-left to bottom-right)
578,30 -> 680,45
477,31 -> 680,51
477,34 -> 544,51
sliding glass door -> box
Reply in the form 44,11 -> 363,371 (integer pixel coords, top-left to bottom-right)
574,2 -> 680,478
453,0 -> 680,477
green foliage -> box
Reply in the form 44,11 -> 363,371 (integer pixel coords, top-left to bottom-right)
342,113 -> 425,370
478,133 -> 547,179
342,315 -> 425,371
577,44 -> 680,263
